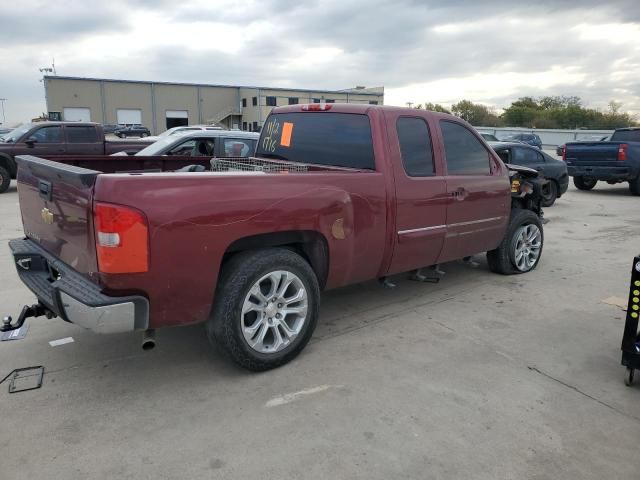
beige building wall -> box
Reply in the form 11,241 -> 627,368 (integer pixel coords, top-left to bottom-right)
153,84 -> 199,131
45,77 -> 384,133
103,81 -> 154,130
45,78 -> 104,122
200,86 -> 239,126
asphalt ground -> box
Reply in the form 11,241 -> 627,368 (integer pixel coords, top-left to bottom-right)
0,174 -> 638,479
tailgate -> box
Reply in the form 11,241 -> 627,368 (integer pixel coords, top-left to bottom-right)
15,155 -> 100,275
565,142 -> 620,166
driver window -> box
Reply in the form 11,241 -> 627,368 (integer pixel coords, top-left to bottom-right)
27,126 -> 62,143
168,140 -> 196,156
513,147 -> 541,164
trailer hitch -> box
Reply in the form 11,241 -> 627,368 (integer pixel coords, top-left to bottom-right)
2,303 -> 54,332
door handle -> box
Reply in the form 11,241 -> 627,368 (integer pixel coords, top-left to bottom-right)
451,187 -> 468,201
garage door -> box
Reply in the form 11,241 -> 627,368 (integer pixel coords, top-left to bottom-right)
63,107 -> 91,122
166,110 -> 188,129
117,109 -> 142,125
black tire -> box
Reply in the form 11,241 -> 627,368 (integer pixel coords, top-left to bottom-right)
0,165 -> 10,194
573,176 -> 597,191
541,181 -> 558,207
628,177 -> 640,196
141,133 -> 148,138
487,209 -> 543,275
206,248 -> 320,371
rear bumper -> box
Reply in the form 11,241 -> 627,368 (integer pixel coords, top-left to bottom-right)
9,238 -> 148,334
567,165 -> 632,181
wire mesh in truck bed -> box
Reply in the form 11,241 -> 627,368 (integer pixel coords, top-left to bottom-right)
210,157 -> 308,173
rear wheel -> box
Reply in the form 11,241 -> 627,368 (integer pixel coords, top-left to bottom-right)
628,176 -> 640,196
487,209 -> 543,275
206,248 -> 320,371
574,176 -> 597,190
0,165 -> 10,193
541,181 -> 558,207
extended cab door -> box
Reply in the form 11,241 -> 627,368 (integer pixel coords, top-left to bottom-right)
437,120 -> 510,262
64,125 -> 102,155
387,113 -> 448,275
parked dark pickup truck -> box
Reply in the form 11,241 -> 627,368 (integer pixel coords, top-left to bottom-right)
564,127 -> 640,194
0,122 -> 149,193
7,104 -> 546,371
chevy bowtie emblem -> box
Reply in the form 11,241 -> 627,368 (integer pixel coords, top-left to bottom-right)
41,207 -> 54,225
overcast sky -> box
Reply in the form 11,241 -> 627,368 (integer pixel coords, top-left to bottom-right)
0,0 -> 638,124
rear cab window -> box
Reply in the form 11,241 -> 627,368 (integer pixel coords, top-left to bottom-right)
396,117 -> 435,176
611,130 -> 640,142
256,112 -> 375,169
65,126 -> 99,143
440,120 -> 491,175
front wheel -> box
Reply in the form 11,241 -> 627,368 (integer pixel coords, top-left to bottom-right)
541,181 -> 558,207
0,165 -> 10,193
141,133 -> 148,138
207,248 -> 320,371
487,209 -> 543,275
574,176 -> 597,191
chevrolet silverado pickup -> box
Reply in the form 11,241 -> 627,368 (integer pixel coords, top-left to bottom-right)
564,127 -> 640,194
0,122 -> 149,193
7,104 -> 545,371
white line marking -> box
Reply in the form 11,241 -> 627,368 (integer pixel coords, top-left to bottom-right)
49,337 -> 74,347
265,384 -> 343,408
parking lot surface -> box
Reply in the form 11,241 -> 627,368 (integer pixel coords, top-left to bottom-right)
0,178 -> 639,479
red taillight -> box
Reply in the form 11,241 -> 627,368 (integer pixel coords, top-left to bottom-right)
618,143 -> 628,161
94,202 -> 149,273
301,103 -> 332,111
561,145 -> 566,161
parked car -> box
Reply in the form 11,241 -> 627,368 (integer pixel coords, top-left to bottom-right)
102,124 -> 121,134
134,130 -> 258,157
481,133 -> 499,142
489,141 -> 568,206
0,126 -> 13,137
8,104 -> 546,371
0,122 -> 149,193
564,127 -> 640,194
142,125 -> 225,141
502,133 -> 543,149
114,124 -> 151,138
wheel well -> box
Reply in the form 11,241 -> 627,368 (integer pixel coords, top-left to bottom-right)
223,231 -> 329,289
0,154 -> 16,177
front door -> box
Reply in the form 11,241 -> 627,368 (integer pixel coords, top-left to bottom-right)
437,120 -> 510,262
387,113 -> 448,275
21,125 -> 66,156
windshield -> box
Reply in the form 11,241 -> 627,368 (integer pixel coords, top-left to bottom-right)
611,130 -> 640,142
135,136 -> 182,155
1,123 -> 31,143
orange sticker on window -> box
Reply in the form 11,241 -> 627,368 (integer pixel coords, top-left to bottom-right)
280,122 -> 294,147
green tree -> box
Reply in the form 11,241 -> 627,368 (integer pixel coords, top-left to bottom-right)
451,100 -> 502,126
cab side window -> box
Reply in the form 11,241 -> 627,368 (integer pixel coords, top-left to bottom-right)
512,147 -> 543,164
396,117 -> 435,177
27,126 -> 63,143
440,121 -> 490,175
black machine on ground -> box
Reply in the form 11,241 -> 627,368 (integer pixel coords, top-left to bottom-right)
621,255 -> 640,386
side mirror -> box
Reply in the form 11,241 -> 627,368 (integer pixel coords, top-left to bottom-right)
25,139 -> 37,148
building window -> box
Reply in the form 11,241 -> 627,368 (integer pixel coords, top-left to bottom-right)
369,101 -> 379,105
253,121 -> 259,132
325,99 -> 335,103
266,96 -> 277,107
242,98 -> 247,108
288,97 -> 299,105
252,97 -> 257,106
312,98 -> 321,103
242,121 -> 248,131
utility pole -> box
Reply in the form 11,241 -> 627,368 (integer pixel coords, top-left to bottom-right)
0,98 -> 6,124
406,102 -> 414,108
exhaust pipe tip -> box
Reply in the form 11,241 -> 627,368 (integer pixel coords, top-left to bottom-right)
142,329 -> 156,351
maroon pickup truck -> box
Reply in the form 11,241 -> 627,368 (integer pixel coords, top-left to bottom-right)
6,104 -> 545,371
0,122 -> 149,193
